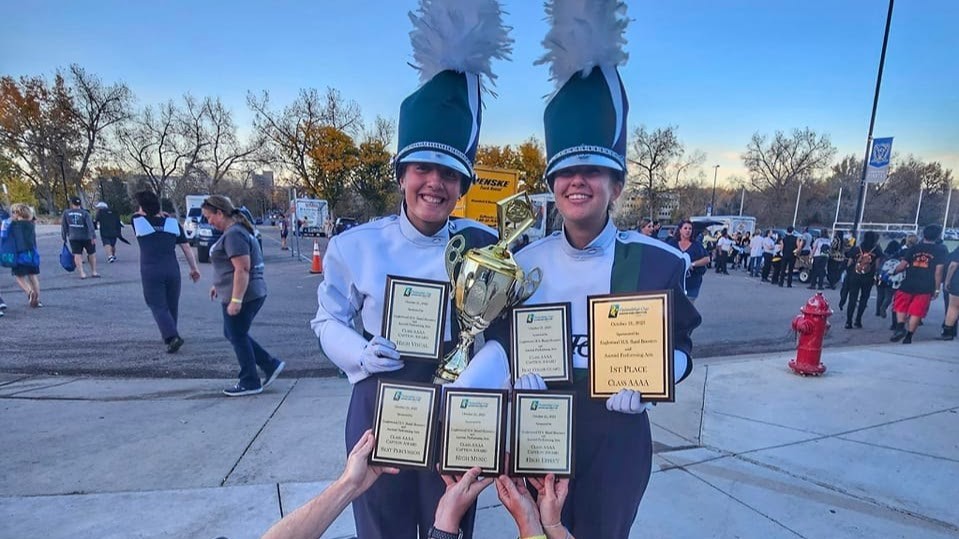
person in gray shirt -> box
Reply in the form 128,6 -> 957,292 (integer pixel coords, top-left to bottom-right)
61,197 -> 99,279
201,195 -> 284,396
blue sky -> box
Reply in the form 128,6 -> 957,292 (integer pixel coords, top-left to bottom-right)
2,0 -> 956,184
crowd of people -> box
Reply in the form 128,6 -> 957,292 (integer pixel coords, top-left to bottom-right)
643,221 -> 959,343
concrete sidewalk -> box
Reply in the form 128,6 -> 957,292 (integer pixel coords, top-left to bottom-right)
1,342 -> 957,539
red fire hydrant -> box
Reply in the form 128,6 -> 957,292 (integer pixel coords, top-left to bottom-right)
789,292 -> 832,376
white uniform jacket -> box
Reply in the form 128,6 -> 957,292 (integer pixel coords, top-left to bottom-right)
488,220 -> 702,389
311,208 -> 508,387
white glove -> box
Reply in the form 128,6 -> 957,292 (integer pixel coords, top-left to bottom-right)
359,336 -> 403,375
514,373 -> 547,391
606,389 -> 651,415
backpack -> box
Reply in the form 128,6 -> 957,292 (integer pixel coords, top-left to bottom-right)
0,219 -> 14,268
878,258 -> 904,288
854,248 -> 876,274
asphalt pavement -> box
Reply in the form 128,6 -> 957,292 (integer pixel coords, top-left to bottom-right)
1,342 -> 956,538
3,224 -> 948,380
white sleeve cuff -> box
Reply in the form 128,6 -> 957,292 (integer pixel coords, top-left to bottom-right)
448,340 -> 510,390
675,350 -> 690,383
318,321 -> 370,384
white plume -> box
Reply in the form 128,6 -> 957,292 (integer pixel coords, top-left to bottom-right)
536,0 -> 629,86
408,0 -> 513,87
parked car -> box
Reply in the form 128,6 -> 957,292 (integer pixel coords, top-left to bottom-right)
656,225 -> 677,241
183,207 -> 203,246
195,207 -> 263,264
333,217 -> 359,236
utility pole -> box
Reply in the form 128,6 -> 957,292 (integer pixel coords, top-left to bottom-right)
792,181 -> 803,228
852,0 -> 895,239
914,188 -> 923,227
738,187 -> 745,216
709,165 -> 719,216
944,183 -> 953,232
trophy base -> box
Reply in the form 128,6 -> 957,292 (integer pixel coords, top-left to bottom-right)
432,343 -> 471,385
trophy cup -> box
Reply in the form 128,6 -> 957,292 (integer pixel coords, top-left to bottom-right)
433,192 -> 543,384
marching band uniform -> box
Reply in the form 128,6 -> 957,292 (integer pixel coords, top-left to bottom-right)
311,1 -> 512,537
505,2 -> 701,537
513,221 -> 700,538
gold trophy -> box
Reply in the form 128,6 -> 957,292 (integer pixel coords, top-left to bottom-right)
433,192 -> 543,384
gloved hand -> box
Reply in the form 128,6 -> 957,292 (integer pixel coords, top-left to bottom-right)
606,389 -> 651,414
359,336 -> 403,375
514,373 -> 547,391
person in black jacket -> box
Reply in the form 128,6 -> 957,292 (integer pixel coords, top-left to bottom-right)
94,202 -> 124,263
778,226 -> 800,287
843,231 -> 882,329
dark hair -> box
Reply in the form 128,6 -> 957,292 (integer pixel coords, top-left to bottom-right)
134,190 -> 161,215
922,224 -> 942,241
861,231 -> 879,251
202,195 -> 254,234
884,239 -> 901,256
786,226 -> 794,233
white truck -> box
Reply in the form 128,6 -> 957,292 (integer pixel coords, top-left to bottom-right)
183,195 -> 207,245
523,193 -> 561,242
291,198 -> 329,237
692,215 -> 756,237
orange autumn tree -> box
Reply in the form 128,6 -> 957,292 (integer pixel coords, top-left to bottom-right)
306,124 -> 358,215
475,137 -> 547,194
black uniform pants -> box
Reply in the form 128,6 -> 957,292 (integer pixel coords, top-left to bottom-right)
845,272 -> 875,325
811,257 -> 828,288
560,375 -> 652,539
827,259 -> 844,288
778,256 -> 796,286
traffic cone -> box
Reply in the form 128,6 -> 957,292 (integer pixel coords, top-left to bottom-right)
310,240 -> 323,274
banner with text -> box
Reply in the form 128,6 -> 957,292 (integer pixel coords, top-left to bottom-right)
865,137 -> 894,184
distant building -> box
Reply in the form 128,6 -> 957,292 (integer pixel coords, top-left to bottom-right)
620,189 -> 679,221
252,171 -> 274,191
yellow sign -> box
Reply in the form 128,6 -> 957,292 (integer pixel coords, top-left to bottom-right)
452,165 -> 519,228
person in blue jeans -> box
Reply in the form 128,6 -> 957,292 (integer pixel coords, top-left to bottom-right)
201,195 -> 285,396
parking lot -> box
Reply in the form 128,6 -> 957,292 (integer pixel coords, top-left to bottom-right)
0,224 -> 951,379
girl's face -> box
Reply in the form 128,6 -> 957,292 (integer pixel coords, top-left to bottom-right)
552,166 -> 622,229
641,222 -> 655,235
680,223 -> 693,240
399,162 -> 463,235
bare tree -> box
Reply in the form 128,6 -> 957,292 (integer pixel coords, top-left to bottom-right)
321,88 -> 364,137
742,128 -> 835,196
248,89 -> 324,190
248,87 -> 365,195
116,100 -> 198,202
626,125 -> 702,221
201,97 -> 266,194
63,64 -> 133,204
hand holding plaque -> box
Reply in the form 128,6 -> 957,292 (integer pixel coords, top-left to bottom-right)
434,192 -> 543,384
588,291 -> 675,402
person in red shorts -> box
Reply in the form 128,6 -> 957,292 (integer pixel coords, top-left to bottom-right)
890,224 -> 949,344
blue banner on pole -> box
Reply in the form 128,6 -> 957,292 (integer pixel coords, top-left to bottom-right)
869,137 -> 894,167
865,137 -> 893,183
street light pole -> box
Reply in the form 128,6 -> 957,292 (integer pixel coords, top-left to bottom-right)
852,0 -> 895,239
943,183 -> 953,232
710,165 -> 719,216
792,181 -> 803,228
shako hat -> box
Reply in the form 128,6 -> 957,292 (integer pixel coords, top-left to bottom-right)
395,0 -> 513,193
538,0 -> 630,185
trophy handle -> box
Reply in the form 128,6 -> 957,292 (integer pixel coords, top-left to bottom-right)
514,267 -> 542,304
445,235 -> 467,284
